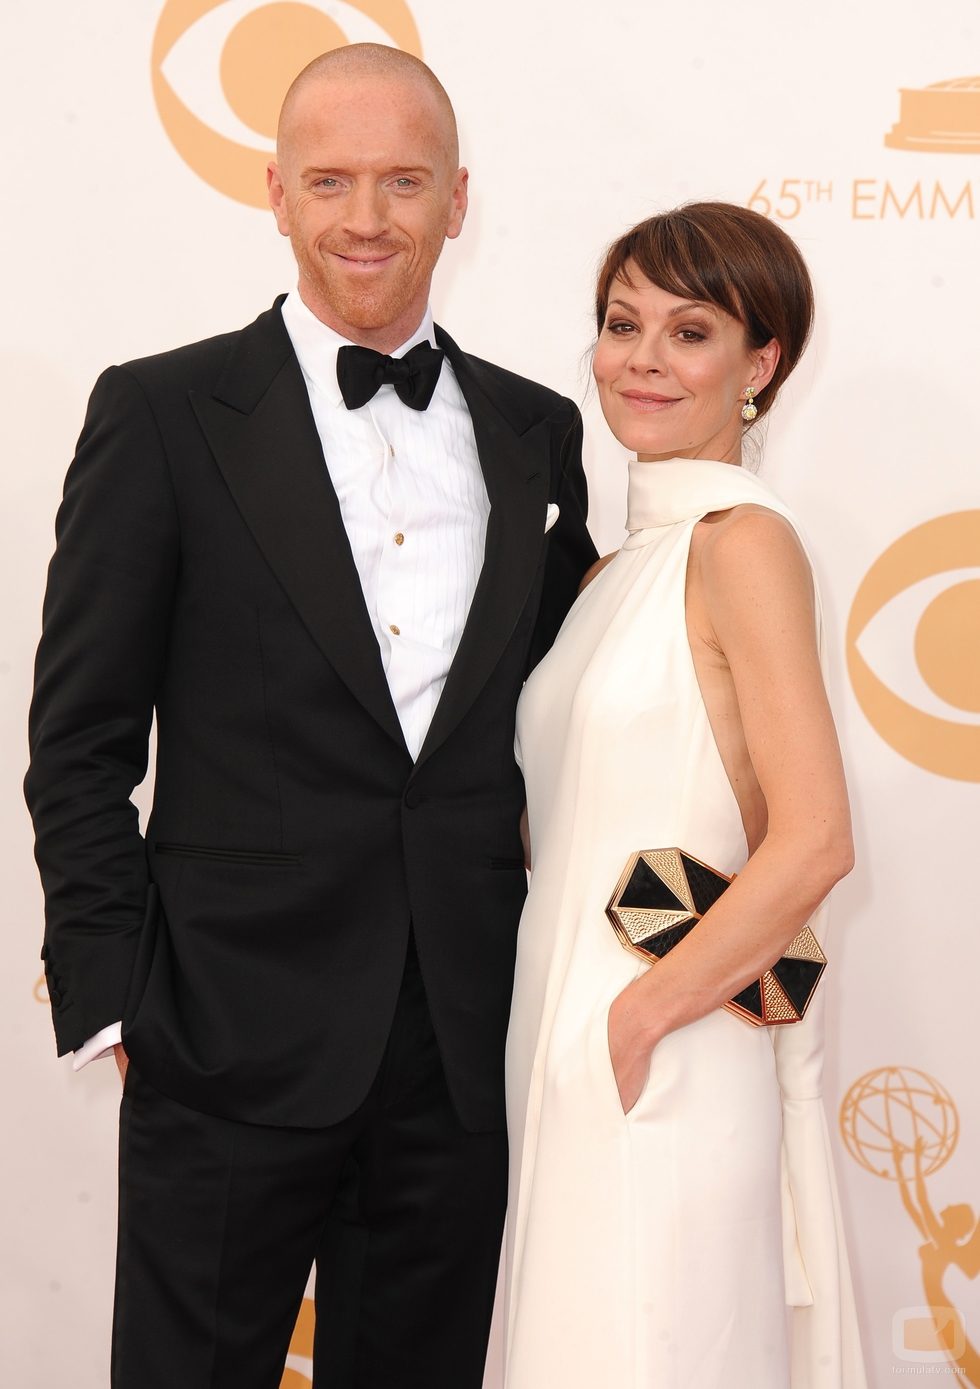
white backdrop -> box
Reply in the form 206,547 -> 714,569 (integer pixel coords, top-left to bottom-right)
3,2 -> 979,1385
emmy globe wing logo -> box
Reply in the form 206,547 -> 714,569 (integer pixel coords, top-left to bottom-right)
840,1068 -> 979,1379
886,76 -> 980,152
151,0 -> 423,207
847,512 -> 980,781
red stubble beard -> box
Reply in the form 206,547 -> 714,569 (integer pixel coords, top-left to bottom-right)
295,232 -> 443,332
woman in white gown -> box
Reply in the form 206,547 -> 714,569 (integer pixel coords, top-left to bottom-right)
503,203 -> 867,1388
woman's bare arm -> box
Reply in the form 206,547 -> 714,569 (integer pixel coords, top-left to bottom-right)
579,553 -> 616,593
609,507 -> 853,1110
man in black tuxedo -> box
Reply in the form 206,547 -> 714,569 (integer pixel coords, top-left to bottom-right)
25,40 -> 595,1389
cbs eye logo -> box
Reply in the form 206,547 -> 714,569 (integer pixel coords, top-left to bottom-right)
847,511 -> 980,782
151,0 -> 423,208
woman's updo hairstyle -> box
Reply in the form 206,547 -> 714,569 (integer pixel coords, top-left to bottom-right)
594,201 -> 814,424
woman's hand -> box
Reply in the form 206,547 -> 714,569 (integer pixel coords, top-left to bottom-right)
607,984 -> 655,1115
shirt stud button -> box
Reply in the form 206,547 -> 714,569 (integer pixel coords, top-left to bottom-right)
394,532 -> 405,546
389,624 -> 401,636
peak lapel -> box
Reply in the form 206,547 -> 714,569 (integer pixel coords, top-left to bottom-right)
191,302 -> 407,756
416,331 -> 548,769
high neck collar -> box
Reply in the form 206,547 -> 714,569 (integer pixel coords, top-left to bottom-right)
626,457 -> 776,532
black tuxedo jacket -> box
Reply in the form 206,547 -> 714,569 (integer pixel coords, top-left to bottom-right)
25,299 -> 596,1131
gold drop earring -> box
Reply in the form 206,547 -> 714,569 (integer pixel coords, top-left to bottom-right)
740,387 -> 757,422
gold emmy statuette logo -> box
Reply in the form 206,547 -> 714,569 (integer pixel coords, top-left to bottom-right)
841,1067 -> 979,1381
280,1295 -> 315,1387
152,0 -> 423,207
886,76 -> 980,153
847,512 -> 980,781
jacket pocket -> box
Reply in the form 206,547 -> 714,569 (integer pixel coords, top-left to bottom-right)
154,843 -> 301,867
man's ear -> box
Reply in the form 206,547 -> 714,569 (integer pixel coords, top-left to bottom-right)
446,167 -> 469,241
268,162 -> 290,236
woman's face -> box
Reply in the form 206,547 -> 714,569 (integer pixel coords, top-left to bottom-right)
592,265 -> 778,466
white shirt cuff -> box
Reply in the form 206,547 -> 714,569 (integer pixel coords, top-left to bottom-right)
72,1021 -> 123,1071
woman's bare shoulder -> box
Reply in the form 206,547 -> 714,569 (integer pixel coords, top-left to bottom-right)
698,504 -> 809,581
695,504 -> 815,647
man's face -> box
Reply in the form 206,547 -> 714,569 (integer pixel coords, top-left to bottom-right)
268,74 -> 467,349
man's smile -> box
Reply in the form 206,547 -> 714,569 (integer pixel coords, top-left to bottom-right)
331,251 -> 399,272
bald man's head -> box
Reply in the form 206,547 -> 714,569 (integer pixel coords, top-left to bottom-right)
277,44 -> 459,174
267,44 -> 468,351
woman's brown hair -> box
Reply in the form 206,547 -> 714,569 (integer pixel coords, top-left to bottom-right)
594,202 -> 814,423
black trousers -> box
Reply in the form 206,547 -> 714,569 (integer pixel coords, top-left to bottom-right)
111,935 -> 508,1388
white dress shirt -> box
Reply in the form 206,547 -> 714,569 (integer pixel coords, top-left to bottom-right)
73,291 -> 490,1068
281,290 -> 490,758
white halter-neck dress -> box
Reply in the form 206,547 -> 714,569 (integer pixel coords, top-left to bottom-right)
503,459 -> 866,1388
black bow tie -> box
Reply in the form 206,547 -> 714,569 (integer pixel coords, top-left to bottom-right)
336,341 -> 445,411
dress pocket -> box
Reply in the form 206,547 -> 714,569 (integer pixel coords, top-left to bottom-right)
588,961 -> 650,1122
587,998 -> 632,1123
